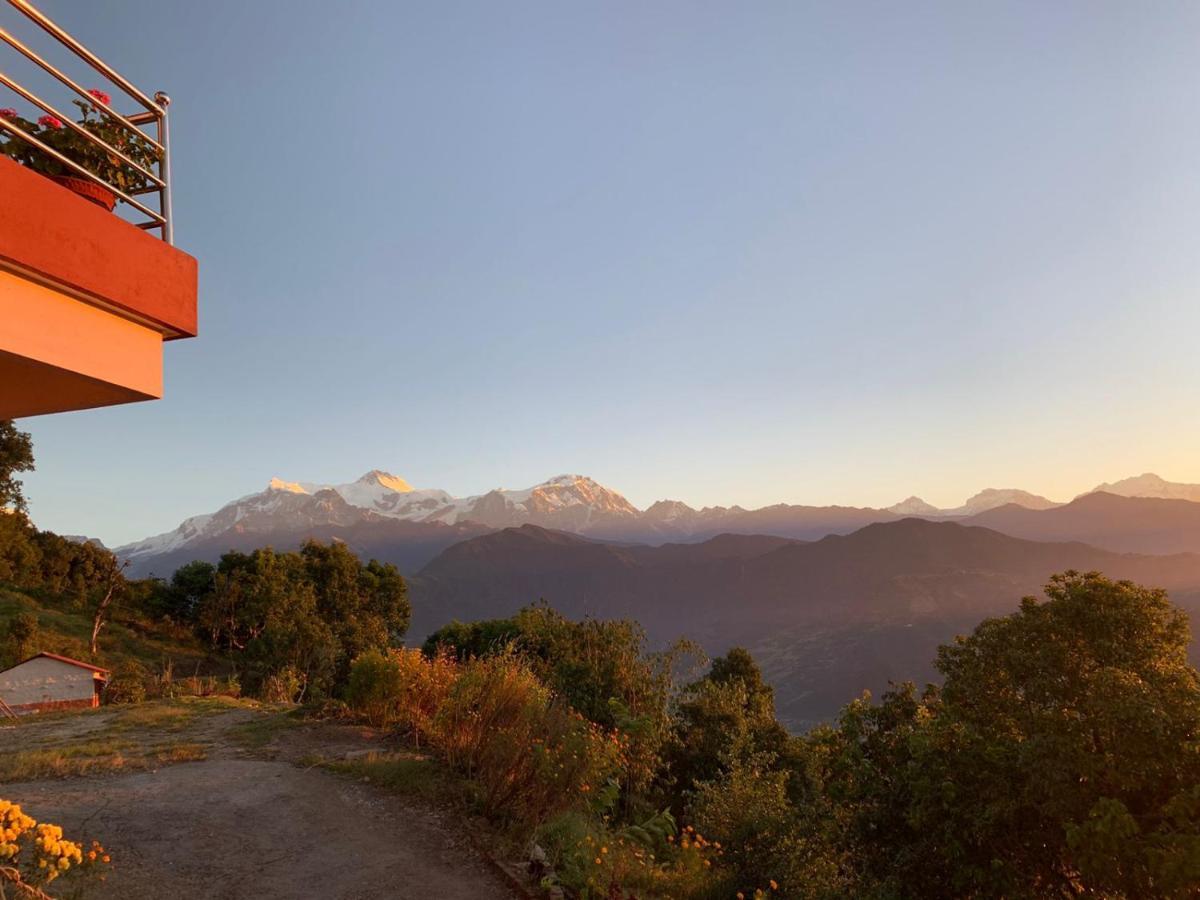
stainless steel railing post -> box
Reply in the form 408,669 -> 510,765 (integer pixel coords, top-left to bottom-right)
155,91 -> 172,245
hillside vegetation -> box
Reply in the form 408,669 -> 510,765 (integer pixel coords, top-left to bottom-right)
379,574 -> 1200,899
0,584 -> 213,675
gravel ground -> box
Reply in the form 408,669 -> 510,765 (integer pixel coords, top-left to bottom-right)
2,709 -> 518,899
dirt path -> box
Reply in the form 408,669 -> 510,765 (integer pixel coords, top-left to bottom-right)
2,708 -> 519,899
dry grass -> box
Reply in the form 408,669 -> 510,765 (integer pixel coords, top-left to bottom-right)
0,696 -> 260,783
1,741 -> 206,782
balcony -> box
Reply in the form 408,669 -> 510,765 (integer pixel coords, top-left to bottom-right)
0,0 -> 196,419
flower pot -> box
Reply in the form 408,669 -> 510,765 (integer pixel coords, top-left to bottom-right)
50,174 -> 116,212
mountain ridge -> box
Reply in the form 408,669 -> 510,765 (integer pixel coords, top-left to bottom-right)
115,470 -> 1200,577
408,517 -> 1200,728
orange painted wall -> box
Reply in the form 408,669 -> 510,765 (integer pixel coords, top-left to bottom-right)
0,268 -> 162,417
0,156 -> 197,338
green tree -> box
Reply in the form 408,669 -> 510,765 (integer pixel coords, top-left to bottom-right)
2,611 -> 39,667
165,560 -> 216,621
0,511 -> 38,584
0,420 -> 34,513
670,648 -> 792,803
299,541 -> 410,681
194,543 -> 408,700
810,571 -> 1200,899
422,616 -> 522,660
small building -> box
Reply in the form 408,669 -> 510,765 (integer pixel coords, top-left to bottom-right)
0,652 -> 110,716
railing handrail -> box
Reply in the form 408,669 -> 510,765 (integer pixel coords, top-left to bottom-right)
8,0 -> 158,113
0,0 -> 173,242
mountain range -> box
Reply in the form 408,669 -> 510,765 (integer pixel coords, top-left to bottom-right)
107,468 -> 1200,729
116,470 -> 1200,576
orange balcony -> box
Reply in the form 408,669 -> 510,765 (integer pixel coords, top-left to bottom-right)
0,0 -> 196,419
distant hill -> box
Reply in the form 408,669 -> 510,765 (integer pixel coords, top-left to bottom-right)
889,488 -> 1059,517
965,492 -> 1200,555
1084,472 -> 1200,504
410,518 -> 1200,729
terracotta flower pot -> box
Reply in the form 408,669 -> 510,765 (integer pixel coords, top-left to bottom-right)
50,174 -> 116,212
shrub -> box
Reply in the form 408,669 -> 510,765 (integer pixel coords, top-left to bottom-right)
346,648 -> 457,737
431,652 -> 623,828
688,753 -> 845,899
104,660 -> 149,705
259,666 -> 304,704
539,808 -> 731,899
345,649 -> 405,727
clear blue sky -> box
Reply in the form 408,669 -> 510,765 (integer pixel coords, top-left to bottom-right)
15,0 -> 1200,546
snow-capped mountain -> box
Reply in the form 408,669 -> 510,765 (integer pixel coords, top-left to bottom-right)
115,469 -> 1200,579
116,471 -> 641,564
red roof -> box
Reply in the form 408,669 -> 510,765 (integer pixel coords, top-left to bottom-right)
5,652 -> 111,676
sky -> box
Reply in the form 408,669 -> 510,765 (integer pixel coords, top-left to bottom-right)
13,0 -> 1200,546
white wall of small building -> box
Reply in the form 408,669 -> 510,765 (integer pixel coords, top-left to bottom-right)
0,657 -> 99,708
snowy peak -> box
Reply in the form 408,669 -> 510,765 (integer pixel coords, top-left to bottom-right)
116,471 -> 641,561
268,477 -> 309,494
355,470 -> 414,493
525,475 -> 639,517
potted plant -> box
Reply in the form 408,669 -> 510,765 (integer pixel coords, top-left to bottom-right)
0,89 -> 160,211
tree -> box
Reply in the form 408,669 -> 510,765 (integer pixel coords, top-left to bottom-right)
2,611 -> 39,667
671,648 -> 792,808
164,560 -> 216,621
422,617 -> 522,661
299,541 -> 410,681
926,571 -> 1200,897
0,420 -> 33,513
809,571 -> 1200,899
192,543 -> 409,700
89,553 -> 129,655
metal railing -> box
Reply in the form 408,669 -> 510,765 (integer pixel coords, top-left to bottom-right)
0,0 -> 173,242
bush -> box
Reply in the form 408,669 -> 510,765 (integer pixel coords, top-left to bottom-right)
345,649 -> 405,727
104,660 -> 149,705
434,652 -> 623,827
346,648 -> 457,737
259,666 -> 304,704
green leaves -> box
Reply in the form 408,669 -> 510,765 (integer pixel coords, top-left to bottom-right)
810,572 -> 1200,898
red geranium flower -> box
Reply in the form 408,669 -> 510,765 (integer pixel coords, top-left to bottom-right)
0,108 -> 16,118
38,115 -> 63,129
87,88 -> 111,107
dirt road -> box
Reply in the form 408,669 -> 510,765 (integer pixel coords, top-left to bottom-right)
2,706 -> 518,899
